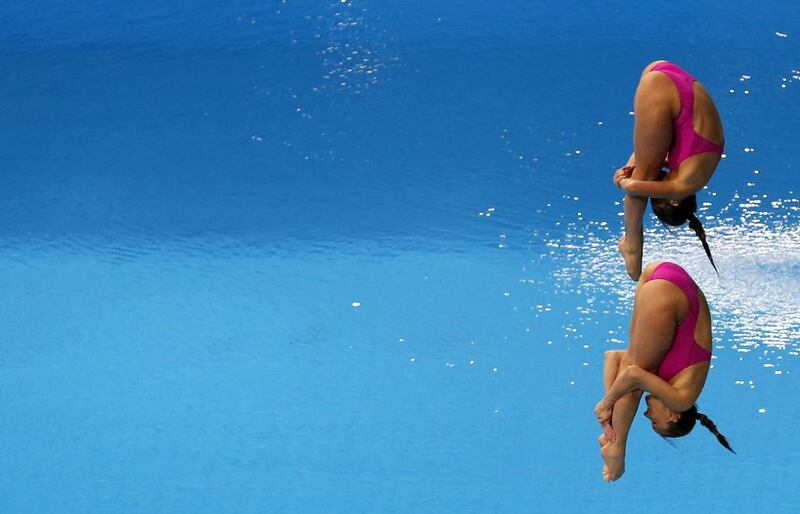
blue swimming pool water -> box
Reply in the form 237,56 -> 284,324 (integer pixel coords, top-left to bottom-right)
2,1 -> 799,512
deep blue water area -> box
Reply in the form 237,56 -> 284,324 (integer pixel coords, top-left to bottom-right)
2,1 -> 800,512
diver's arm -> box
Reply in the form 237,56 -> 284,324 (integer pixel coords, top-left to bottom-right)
598,364 -> 641,412
619,152 -> 669,172
622,365 -> 695,412
602,365 -> 694,413
619,178 -> 694,200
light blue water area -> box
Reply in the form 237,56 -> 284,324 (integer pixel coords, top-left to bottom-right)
2,1 -> 800,512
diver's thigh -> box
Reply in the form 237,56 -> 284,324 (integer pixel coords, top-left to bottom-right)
627,281 -> 678,371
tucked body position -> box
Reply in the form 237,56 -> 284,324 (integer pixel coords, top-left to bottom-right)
615,61 -> 724,280
595,261 -> 734,481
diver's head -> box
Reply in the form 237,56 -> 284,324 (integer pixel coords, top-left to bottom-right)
644,394 -> 683,434
651,195 -> 718,274
644,396 -> 736,453
650,194 -> 696,227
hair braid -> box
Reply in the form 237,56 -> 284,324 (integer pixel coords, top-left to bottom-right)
687,214 -> 719,275
651,196 -> 719,275
696,412 -> 736,453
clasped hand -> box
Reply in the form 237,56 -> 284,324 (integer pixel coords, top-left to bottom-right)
595,397 -> 616,442
613,165 -> 635,188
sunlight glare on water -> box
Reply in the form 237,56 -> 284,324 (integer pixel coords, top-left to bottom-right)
547,189 -> 800,356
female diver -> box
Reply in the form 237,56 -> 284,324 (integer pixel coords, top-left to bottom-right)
615,60 -> 724,280
594,261 -> 734,482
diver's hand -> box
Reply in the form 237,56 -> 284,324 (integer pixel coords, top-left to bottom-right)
595,398 -> 613,425
613,166 -> 635,188
595,398 -> 616,442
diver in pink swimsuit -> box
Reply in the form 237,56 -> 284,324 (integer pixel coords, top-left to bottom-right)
593,261 -> 734,482
650,261 -> 712,382
614,61 -> 725,280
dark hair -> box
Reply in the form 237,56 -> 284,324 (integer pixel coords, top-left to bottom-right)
663,404 -> 736,453
651,195 -> 718,275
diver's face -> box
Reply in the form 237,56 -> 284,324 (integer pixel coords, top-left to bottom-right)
644,395 -> 679,434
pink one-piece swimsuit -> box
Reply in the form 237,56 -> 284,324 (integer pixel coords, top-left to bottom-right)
645,261 -> 712,382
649,62 -> 724,171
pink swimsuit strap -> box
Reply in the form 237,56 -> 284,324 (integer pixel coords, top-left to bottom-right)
649,62 -> 724,171
645,262 -> 712,382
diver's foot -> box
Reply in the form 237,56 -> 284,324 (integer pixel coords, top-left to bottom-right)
618,235 -> 643,281
600,443 -> 626,482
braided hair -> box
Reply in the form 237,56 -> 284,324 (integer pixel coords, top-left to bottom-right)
696,412 -> 736,453
664,404 -> 736,453
651,195 -> 719,275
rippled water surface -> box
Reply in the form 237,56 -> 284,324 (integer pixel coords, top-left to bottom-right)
2,1 -> 800,512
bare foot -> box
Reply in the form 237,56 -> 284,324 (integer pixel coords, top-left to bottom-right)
618,235 -> 643,281
600,442 -> 625,482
